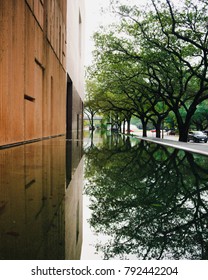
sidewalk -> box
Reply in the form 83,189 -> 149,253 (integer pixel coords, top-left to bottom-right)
131,131 -> 208,157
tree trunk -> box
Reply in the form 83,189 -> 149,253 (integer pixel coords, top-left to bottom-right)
118,120 -> 122,133
92,118 -> 94,131
155,122 -> 161,138
123,121 -> 126,134
90,114 -> 94,131
177,117 -> 191,142
142,120 -> 147,137
127,118 -> 131,134
175,104 -> 197,142
125,136 -> 131,149
178,125 -> 189,142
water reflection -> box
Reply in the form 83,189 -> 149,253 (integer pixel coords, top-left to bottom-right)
84,133 -> 208,260
0,136 -> 83,260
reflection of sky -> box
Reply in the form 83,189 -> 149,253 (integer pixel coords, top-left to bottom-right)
81,193 -> 102,260
81,189 -> 139,260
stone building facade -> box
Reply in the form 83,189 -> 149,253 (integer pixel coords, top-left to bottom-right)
0,0 -> 85,147
0,0 -> 85,259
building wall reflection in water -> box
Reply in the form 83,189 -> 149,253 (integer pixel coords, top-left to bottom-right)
0,136 -> 83,260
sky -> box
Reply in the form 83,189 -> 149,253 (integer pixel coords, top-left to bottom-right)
84,0 -> 152,66
84,0 -> 111,66
83,0 -> 184,66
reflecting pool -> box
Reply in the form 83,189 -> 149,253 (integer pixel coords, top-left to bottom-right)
0,136 -> 83,260
1,132 -> 208,260
83,132 -> 208,260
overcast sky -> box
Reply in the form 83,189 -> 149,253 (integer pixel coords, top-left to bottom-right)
83,0 -> 152,66
84,0 -> 111,66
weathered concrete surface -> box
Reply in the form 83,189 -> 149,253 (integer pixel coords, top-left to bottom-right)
0,0 -> 67,146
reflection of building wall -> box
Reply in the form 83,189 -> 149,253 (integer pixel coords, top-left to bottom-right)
0,137 -> 83,259
0,0 -> 67,146
65,138 -> 83,259
65,157 -> 84,260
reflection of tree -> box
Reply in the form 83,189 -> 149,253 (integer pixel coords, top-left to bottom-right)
84,136 -> 208,259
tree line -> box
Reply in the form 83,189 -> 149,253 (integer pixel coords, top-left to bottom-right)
84,0 -> 208,142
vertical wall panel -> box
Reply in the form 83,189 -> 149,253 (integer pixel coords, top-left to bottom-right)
0,0 -> 25,146
0,0 -> 67,147
10,0 -> 25,143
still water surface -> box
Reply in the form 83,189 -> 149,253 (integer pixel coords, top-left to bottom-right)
82,132 -> 208,260
0,133 -> 208,259
0,136 -> 83,260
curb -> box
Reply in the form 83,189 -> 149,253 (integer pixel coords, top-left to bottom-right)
130,134 -> 208,157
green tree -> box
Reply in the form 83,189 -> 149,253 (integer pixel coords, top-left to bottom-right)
117,0 -> 208,141
84,80 -> 100,130
90,31 -> 171,137
190,101 -> 208,130
89,0 -> 208,141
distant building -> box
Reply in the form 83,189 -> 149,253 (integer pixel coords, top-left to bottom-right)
0,0 -> 85,147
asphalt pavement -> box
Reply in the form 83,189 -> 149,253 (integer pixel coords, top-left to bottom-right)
131,132 -> 208,156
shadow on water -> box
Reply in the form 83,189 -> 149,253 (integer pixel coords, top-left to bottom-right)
0,136 -> 83,260
84,132 -> 208,260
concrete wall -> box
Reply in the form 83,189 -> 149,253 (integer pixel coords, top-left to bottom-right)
66,0 -> 85,139
67,0 -> 85,101
0,0 -> 67,147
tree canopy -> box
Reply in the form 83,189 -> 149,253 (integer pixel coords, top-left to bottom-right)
85,0 -> 208,141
